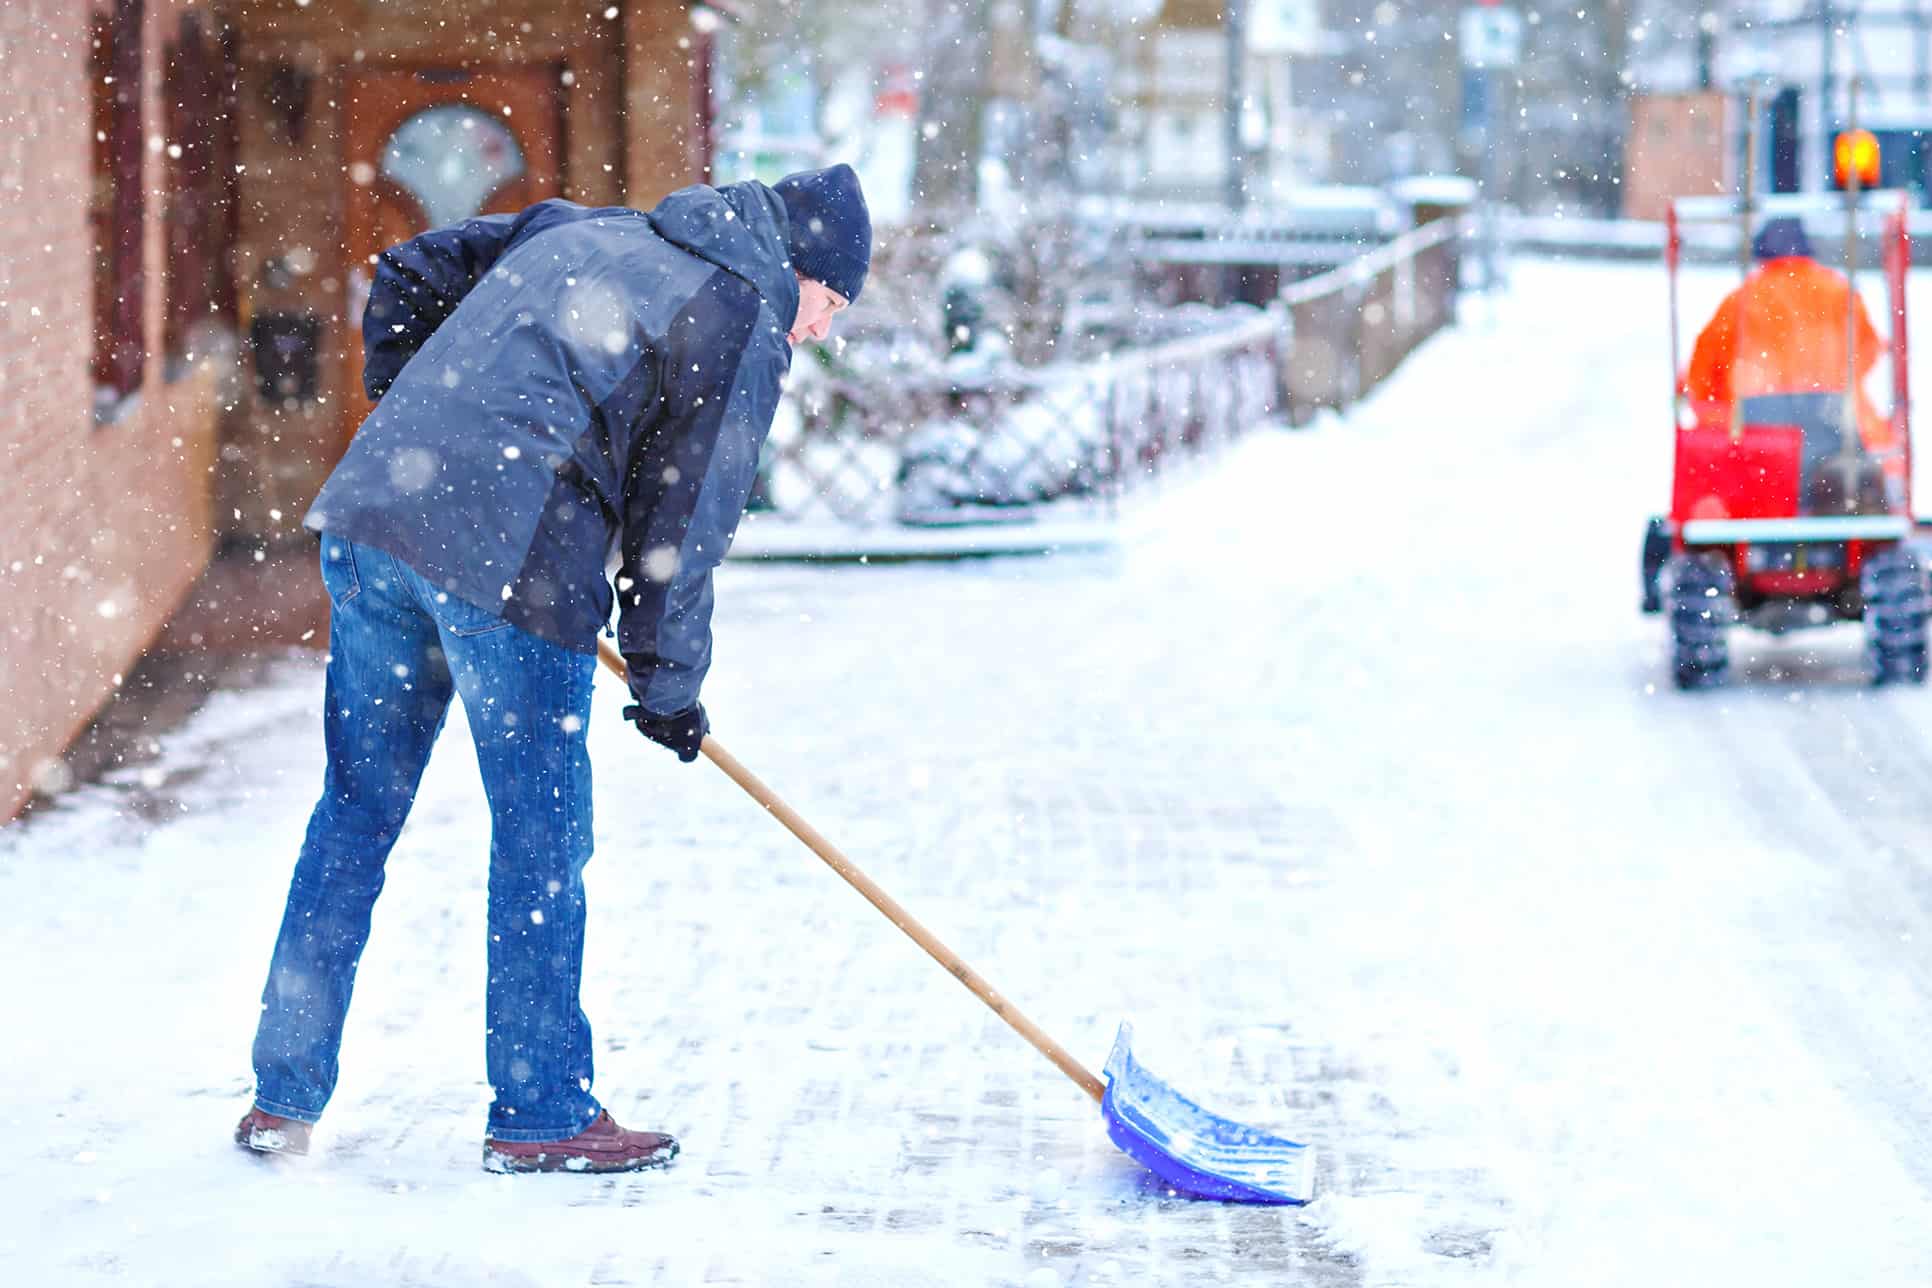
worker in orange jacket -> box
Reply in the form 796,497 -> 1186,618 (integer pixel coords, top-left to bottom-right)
1683,216 -> 1894,457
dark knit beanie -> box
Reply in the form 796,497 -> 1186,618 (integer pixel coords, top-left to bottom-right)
1752,216 -> 1814,262
773,164 -> 872,303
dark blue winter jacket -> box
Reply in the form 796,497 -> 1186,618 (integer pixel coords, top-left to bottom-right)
306,183 -> 799,717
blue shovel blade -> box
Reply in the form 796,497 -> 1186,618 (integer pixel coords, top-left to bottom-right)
1100,1022 -> 1315,1205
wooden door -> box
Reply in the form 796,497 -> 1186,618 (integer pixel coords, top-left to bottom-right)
340,66 -> 563,457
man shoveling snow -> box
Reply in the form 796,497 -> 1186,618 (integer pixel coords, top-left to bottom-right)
234,165 -> 870,1173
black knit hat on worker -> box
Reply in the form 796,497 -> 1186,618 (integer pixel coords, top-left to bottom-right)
1752,216 -> 1814,262
773,163 -> 872,304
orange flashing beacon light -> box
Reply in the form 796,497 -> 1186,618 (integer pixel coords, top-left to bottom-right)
1835,128 -> 1881,190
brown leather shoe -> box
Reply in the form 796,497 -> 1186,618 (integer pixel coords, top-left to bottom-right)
482,1110 -> 679,1174
234,1107 -> 312,1157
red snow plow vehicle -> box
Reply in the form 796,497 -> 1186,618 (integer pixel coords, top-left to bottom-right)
1640,194 -> 1925,689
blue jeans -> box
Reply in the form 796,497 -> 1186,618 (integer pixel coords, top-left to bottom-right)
251,538 -> 602,1142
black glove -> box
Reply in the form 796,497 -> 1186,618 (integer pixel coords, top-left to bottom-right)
622,701 -> 709,763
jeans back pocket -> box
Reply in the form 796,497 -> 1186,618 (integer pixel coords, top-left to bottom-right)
431,586 -> 515,638
319,540 -> 362,608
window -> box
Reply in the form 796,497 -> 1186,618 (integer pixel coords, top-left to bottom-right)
380,105 -> 527,226
163,13 -> 206,373
160,10 -> 237,377
91,0 -> 145,412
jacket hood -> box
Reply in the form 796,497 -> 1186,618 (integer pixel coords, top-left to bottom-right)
646,181 -> 800,327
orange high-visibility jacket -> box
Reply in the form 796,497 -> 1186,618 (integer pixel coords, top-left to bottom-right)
1683,255 -> 1893,453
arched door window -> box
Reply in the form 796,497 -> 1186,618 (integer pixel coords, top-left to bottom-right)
341,67 -> 561,456
380,104 -> 526,227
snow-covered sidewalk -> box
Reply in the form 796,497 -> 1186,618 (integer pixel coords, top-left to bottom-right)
7,261 -> 1932,1286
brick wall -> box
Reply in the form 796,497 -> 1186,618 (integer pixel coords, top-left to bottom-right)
0,0 -> 220,819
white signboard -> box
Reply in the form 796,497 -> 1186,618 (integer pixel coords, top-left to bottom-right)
1250,0 -> 1324,56
1460,5 -> 1523,70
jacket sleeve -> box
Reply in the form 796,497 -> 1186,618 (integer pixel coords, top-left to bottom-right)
1683,288 -> 1740,406
615,292 -> 786,716
1853,289 -> 1885,380
360,211 -> 521,401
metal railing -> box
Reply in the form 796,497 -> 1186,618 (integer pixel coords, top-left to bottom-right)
742,216 -> 1464,546
751,311 -> 1284,529
1277,216 -> 1465,424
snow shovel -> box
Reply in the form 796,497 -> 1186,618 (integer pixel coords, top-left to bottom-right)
596,642 -> 1313,1204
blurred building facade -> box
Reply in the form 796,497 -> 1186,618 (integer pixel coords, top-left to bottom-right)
222,0 -> 713,550
1623,90 -> 1733,221
0,0 -> 716,821
1721,0 -> 1932,203
1119,0 -> 1332,202
1630,0 -> 1932,213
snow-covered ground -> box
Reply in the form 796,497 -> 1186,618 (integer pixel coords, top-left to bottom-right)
7,259 -> 1932,1286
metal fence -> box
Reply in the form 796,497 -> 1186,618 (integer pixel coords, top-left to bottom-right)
748,312 -> 1283,537
1278,216 -> 1465,425
736,217 -> 1463,552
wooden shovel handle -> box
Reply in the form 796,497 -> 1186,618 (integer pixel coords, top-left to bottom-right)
596,639 -> 1105,1103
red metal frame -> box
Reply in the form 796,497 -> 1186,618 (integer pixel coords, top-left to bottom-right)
1886,196 -> 1912,516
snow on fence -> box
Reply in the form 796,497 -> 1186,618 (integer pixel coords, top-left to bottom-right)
1113,192 -> 1404,302
1277,216 -> 1465,424
734,217 -> 1463,555
747,313 -> 1282,529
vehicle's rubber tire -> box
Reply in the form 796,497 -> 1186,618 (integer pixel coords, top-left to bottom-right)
1861,546 -> 1929,686
1640,517 -> 1669,614
1665,552 -> 1734,690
